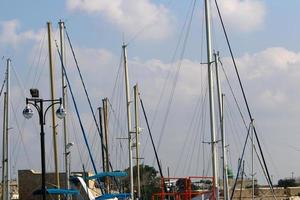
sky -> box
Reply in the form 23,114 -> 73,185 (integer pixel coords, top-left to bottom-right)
1,0 -> 300,186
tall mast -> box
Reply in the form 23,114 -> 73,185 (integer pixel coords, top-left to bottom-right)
122,44 -> 134,199
221,94 -> 229,200
98,107 -> 106,174
2,59 -> 10,200
204,0 -> 218,198
214,52 -> 228,200
102,98 -> 110,193
251,122 -> 255,200
59,20 -> 69,191
1,92 -> 7,200
47,22 -> 60,189
134,84 -> 141,199
5,59 -> 10,200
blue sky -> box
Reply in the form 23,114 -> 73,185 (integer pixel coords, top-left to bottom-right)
1,0 -> 300,185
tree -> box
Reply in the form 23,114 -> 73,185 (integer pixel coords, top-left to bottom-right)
122,165 -> 161,199
278,178 -> 297,188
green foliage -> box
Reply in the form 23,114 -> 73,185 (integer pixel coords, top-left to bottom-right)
227,168 -> 234,179
122,164 -> 161,200
277,178 -> 298,188
245,184 -> 259,189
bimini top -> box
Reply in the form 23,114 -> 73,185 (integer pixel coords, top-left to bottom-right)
33,188 -> 79,196
86,171 -> 128,180
95,193 -> 131,200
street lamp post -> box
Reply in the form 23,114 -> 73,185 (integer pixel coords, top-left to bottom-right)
23,89 -> 66,200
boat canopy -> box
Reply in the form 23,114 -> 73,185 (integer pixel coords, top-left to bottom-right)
95,193 -> 131,200
33,188 -> 79,196
87,171 -> 128,180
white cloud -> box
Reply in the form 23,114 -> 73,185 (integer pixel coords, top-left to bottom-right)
230,47 -> 300,80
258,89 -> 288,109
0,20 -> 44,48
217,0 -> 266,32
66,0 -> 173,40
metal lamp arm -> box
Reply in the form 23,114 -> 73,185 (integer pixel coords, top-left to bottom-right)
43,101 -> 61,122
27,101 -> 41,113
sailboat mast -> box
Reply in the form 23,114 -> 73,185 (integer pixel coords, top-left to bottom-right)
122,44 -> 134,199
2,59 -> 10,200
98,107 -> 106,174
5,59 -> 10,200
251,122 -> 255,200
204,0 -> 218,198
1,92 -> 7,200
214,52 -> 229,200
102,98 -> 110,193
134,84 -> 141,199
47,22 -> 60,189
221,94 -> 229,200
59,20 -> 69,191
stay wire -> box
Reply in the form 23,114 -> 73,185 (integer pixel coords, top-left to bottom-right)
64,27 -> 112,158
107,99 -> 127,138
230,122 -> 252,200
54,40 -> 101,187
12,65 -> 27,99
0,78 -> 6,98
155,0 -> 197,156
110,51 -> 123,104
141,0 -> 196,158
139,94 -> 164,179
64,28 -> 118,176
126,0 -> 174,45
174,94 -> 202,175
219,60 -> 247,130
10,99 -> 33,169
214,0 -> 275,194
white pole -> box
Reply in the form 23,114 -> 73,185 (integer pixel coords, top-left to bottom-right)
204,0 -> 219,198
1,92 -> 7,200
59,20 -> 70,191
221,94 -> 229,200
5,59 -> 10,200
134,84 -> 141,199
123,44 -> 134,199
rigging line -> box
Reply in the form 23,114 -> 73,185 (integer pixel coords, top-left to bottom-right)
110,51 -> 123,104
54,40 -> 99,177
70,106 -> 85,169
201,88 -> 209,176
11,65 -> 27,99
64,28 -> 110,157
107,99 -> 127,137
32,32 -> 47,87
214,0 -> 275,192
195,88 -> 209,174
62,30 -> 122,190
0,78 -> 6,98
219,60 -> 247,130
10,102 -> 33,169
156,0 -> 197,155
186,109 -> 202,174
174,93 -> 202,175
230,121 -> 252,200
126,0 -> 174,46
252,121 -> 280,177
253,145 -> 277,200
26,29 -> 46,87
139,94 -> 164,178
224,95 -> 245,150
141,0 -> 197,159
151,0 -> 196,129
